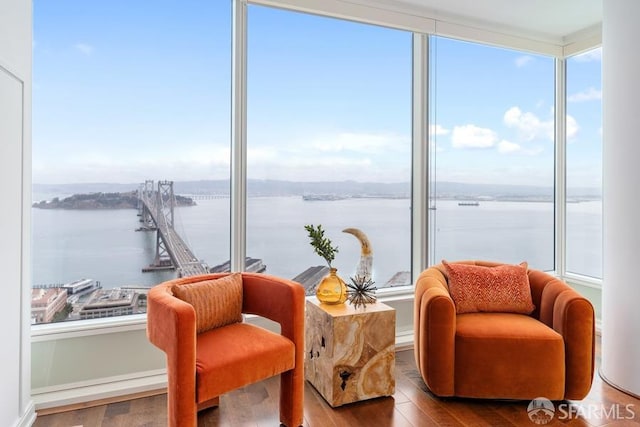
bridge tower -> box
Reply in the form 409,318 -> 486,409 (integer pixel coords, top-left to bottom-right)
138,179 -> 208,276
157,180 -> 174,229
138,180 -> 156,230
153,181 -> 175,269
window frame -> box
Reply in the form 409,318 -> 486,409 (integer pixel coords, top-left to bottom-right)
563,46 -> 603,285
30,0 -> 602,339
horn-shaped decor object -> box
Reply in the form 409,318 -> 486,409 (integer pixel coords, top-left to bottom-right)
342,227 -> 373,281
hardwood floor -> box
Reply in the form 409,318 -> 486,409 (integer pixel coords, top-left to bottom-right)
34,342 -> 640,427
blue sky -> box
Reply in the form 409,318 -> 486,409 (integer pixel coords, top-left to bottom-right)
32,1 -> 602,188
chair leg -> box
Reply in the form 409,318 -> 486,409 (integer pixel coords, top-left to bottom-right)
197,396 -> 220,412
279,369 -> 304,427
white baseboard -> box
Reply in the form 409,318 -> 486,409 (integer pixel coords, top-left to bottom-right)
395,331 -> 414,351
15,400 -> 36,427
32,370 -> 167,411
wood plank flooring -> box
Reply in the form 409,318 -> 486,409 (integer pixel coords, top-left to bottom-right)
34,341 -> 640,426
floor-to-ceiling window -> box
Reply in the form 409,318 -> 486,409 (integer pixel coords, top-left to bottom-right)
246,5 -> 412,293
31,0 -> 231,324
429,36 -> 556,270
565,47 -> 603,279
31,0 -> 600,325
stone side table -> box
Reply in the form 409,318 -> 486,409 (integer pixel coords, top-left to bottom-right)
305,298 -> 396,407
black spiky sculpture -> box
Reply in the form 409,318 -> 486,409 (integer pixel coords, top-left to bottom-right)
347,275 -> 377,309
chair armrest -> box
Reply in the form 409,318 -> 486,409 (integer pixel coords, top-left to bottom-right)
414,267 -> 456,396
241,273 -> 306,427
552,289 -> 595,399
147,284 -> 198,426
240,273 -> 305,347
533,271 -> 595,399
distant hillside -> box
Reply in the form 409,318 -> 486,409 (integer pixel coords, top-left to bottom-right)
32,191 -> 196,210
32,179 -> 601,203
435,182 -> 600,200
33,180 -> 411,199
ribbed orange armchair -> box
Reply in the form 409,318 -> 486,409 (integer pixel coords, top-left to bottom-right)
147,272 -> 305,427
414,261 -> 595,400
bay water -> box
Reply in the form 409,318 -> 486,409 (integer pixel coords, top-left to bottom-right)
31,197 -> 602,290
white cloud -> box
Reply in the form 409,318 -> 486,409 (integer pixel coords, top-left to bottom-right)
32,140 -> 235,184
247,130 -> 411,182
74,43 -> 94,56
248,152 -> 403,183
430,124 -> 450,136
573,47 -> 602,63
497,140 -> 521,153
451,124 -> 497,149
431,140 -> 446,153
504,106 -> 580,141
429,125 -> 449,152
33,158 -> 227,184
34,129 -> 413,184
515,55 -> 534,68
247,146 -> 278,162
566,114 -> 579,139
568,87 -> 602,102
503,106 -> 554,141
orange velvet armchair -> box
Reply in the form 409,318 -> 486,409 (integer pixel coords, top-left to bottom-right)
147,272 -> 305,427
414,261 -> 595,401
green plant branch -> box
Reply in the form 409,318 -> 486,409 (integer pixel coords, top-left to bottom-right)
304,224 -> 338,268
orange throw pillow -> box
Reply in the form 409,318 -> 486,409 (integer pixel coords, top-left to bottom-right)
442,261 -> 535,314
172,273 -> 243,333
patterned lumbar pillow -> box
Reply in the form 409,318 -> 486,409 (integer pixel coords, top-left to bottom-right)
442,260 -> 535,315
172,273 -> 243,333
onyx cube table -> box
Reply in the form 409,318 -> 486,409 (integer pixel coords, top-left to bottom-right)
305,297 -> 396,407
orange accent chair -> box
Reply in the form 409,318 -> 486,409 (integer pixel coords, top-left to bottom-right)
147,273 -> 305,427
414,261 -> 595,400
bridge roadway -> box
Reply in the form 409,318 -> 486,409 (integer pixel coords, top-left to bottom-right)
140,191 -> 208,277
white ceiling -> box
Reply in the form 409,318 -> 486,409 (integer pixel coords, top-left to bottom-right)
376,0 -> 602,42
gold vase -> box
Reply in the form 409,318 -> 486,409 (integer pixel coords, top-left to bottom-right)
316,268 -> 348,304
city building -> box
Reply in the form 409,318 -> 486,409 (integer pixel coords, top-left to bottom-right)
78,289 -> 137,320
30,288 -> 67,324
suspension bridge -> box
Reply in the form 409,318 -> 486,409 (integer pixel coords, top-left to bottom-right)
137,180 -> 209,277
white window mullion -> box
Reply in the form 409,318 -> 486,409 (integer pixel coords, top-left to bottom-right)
555,58 -> 567,277
231,0 -> 248,272
412,33 -> 429,282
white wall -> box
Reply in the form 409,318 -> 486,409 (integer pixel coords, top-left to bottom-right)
601,0 -> 640,397
30,297 -> 414,409
32,324 -> 167,409
0,0 -> 35,426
